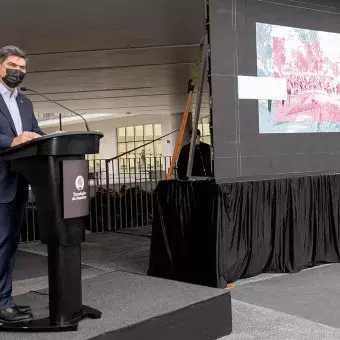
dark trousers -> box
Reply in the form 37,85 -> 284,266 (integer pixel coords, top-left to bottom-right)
0,200 -> 25,309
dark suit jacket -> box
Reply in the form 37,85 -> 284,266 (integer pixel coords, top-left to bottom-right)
0,92 -> 44,203
177,142 -> 212,180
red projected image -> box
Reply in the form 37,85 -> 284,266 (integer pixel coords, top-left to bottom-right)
273,38 -> 340,122
257,23 -> 340,133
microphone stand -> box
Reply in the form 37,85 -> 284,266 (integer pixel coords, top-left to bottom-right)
59,113 -> 62,131
21,87 -> 90,131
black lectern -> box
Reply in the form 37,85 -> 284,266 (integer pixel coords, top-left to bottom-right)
0,131 -> 103,332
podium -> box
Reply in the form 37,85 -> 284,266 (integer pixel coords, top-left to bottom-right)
0,132 -> 103,332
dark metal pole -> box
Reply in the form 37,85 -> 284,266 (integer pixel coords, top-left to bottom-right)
186,34 -> 208,179
59,113 -> 63,131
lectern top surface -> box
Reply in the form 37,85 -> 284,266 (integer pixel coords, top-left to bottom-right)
0,131 -> 103,156
40,131 -> 103,141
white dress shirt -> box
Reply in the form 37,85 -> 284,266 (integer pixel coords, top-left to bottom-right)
0,82 -> 23,135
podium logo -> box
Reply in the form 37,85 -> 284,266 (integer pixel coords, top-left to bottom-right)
75,175 -> 85,191
73,175 -> 87,202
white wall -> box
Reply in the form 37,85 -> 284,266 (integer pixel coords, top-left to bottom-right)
43,114 -> 173,159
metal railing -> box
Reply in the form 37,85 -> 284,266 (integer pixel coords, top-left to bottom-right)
20,156 -> 175,242
104,156 -> 174,231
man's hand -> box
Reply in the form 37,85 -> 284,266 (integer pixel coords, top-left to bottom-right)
11,131 -> 41,147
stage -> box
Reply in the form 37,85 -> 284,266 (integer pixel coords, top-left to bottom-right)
149,175 -> 340,288
9,270 -> 231,340
9,232 -> 231,340
4,231 -> 339,339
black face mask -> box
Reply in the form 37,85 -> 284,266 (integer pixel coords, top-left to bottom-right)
1,68 -> 26,89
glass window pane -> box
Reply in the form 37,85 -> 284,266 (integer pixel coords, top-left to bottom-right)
203,123 -> 210,136
138,156 -> 146,171
135,141 -> 145,158
119,158 -> 128,173
154,124 -> 162,137
135,125 -> 143,141
148,157 -> 155,170
131,158 -> 138,172
145,157 -> 151,170
144,124 -> 153,140
202,136 -> 211,145
145,143 -> 154,156
118,143 -> 126,157
154,140 -> 163,156
126,126 -> 135,142
127,158 -> 135,172
145,157 -> 156,170
126,142 -> 135,157
198,123 -> 203,136
117,127 -> 126,142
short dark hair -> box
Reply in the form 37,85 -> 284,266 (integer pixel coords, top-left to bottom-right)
0,45 -> 27,64
189,128 -> 201,137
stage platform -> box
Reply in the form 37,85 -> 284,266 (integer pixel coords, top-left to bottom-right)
8,232 -> 231,340
10,231 -> 340,340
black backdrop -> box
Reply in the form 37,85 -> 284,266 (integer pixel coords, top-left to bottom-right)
148,176 -> 340,287
209,0 -> 340,181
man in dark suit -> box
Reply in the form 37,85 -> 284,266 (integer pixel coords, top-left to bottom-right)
177,128 -> 212,180
0,46 -> 44,323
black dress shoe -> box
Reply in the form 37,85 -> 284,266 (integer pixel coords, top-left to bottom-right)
15,305 -> 32,314
0,307 -> 33,323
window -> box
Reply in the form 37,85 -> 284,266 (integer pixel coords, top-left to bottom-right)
87,129 -> 102,174
198,117 -> 211,144
117,124 -> 163,172
87,154 -> 99,173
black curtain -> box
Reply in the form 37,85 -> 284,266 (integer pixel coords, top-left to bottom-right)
148,180 -> 219,287
148,175 -> 340,288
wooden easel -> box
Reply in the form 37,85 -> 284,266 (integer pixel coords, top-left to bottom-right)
166,34 -> 208,180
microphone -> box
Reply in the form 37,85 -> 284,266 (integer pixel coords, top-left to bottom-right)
21,87 -> 90,131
